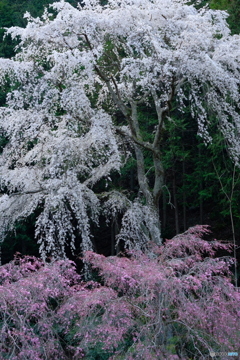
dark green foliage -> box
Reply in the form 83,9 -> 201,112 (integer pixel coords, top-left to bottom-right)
159,108 -> 240,249
0,0 -> 80,58
210,0 -> 232,10
210,0 -> 240,34
1,216 -> 39,264
0,135 -> 8,153
227,0 -> 240,34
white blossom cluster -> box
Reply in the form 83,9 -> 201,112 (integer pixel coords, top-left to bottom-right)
116,200 -> 162,251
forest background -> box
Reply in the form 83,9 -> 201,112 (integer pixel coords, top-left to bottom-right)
0,0 -> 240,265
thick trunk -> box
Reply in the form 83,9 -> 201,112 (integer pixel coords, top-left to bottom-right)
134,144 -> 153,206
134,143 -> 162,244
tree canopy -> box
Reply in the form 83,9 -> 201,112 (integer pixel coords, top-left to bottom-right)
0,0 -> 240,259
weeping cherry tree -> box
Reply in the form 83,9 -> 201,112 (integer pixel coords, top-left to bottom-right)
0,0 -> 240,258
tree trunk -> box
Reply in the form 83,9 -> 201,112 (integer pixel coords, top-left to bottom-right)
134,144 -> 162,244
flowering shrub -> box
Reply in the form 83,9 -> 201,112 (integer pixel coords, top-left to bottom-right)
0,255 -> 81,359
0,226 -> 239,359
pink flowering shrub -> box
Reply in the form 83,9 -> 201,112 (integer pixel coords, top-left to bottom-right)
0,255 -> 81,359
0,226 -> 239,359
